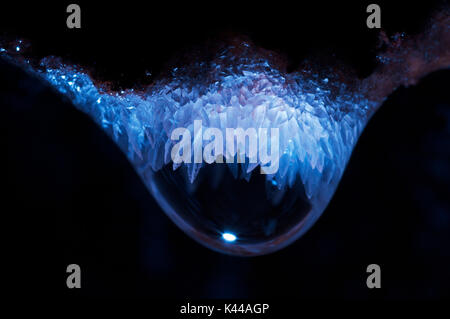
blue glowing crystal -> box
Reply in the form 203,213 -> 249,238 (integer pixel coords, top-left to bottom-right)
3,29 -> 446,255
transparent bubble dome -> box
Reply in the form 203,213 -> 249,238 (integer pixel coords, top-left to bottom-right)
148,162 -> 313,255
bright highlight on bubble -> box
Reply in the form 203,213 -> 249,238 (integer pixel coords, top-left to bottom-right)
222,233 -> 237,242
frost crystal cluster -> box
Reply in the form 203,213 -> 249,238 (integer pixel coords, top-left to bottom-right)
19,43 -> 376,203
1,41 -> 381,255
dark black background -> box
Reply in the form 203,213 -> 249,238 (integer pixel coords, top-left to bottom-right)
3,0 -> 450,301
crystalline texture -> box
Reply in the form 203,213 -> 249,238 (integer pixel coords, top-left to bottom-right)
3,13 -> 447,254
1,42 -> 378,255
34,46 -> 375,199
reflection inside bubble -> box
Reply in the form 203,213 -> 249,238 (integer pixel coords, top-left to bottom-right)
147,159 -> 312,255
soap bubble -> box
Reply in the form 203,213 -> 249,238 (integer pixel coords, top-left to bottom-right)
28,43 -> 369,255
2,12 -> 448,255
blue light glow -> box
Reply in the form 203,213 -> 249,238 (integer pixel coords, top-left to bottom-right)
16,40 -> 379,207
0,40 -> 380,256
222,232 -> 237,242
